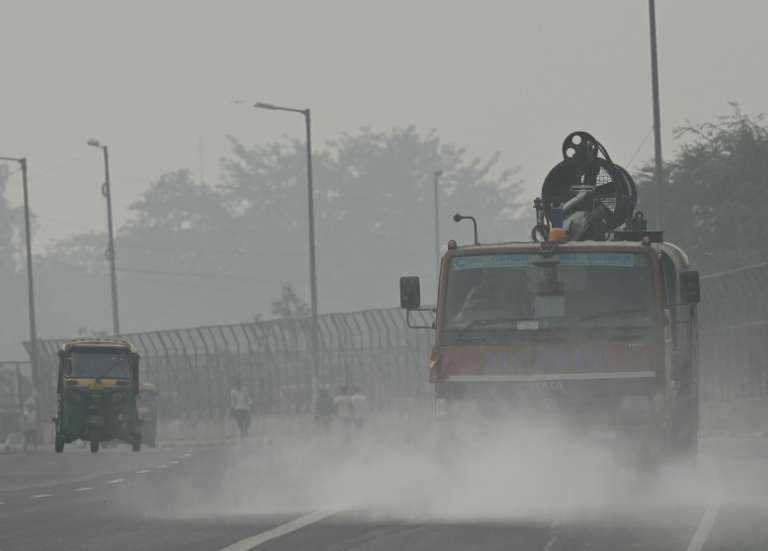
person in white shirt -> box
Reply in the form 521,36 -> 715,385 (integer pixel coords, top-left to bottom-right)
230,379 -> 252,438
333,386 -> 353,439
348,386 -> 370,430
22,402 -> 38,451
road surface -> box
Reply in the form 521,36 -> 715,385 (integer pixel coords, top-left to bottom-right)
1,435 -> 766,551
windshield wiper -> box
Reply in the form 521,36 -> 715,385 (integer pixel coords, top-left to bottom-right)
579,308 -> 650,322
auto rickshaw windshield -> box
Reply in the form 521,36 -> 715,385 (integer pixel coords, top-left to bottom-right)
69,349 -> 132,379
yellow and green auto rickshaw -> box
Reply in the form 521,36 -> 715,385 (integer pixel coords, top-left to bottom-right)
54,338 -> 142,453
137,382 -> 158,448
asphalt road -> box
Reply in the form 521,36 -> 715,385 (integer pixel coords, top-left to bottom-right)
1,436 -> 767,551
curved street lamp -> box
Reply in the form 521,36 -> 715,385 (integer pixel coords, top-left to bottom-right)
251,102 -> 318,349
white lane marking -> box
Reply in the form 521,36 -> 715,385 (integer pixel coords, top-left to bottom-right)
216,510 -> 336,551
0,501 -> 5,505
156,464 -> 169,468
136,469 -> 151,474
170,460 -> 180,464
686,501 -> 719,551
446,371 -> 656,382
73,487 -> 93,492
106,478 -> 125,484
31,494 -> 53,499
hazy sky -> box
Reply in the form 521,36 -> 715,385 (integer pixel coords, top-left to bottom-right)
2,0 -> 766,248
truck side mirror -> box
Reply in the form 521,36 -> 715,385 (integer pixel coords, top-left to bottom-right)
399,276 -> 421,310
679,270 -> 700,305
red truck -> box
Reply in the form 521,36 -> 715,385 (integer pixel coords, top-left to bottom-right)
400,132 -> 701,468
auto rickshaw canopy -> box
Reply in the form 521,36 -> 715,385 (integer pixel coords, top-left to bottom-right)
60,337 -> 137,355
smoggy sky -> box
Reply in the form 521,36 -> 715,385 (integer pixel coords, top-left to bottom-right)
2,0 -> 766,248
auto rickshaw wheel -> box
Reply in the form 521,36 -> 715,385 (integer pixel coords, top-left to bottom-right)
90,439 -> 99,453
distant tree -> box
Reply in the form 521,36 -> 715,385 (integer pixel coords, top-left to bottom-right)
222,126 -> 525,311
40,169 -> 257,336
221,127 -> 522,240
39,126 -> 524,338
636,105 -> 768,272
0,165 -> 32,357
127,169 -> 228,234
0,165 -> 23,271
271,283 -> 309,319
51,169 -> 232,267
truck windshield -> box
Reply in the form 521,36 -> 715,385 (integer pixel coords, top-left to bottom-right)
444,252 -> 656,330
69,349 -> 132,379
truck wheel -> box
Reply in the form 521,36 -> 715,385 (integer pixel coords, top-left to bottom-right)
90,439 -> 99,453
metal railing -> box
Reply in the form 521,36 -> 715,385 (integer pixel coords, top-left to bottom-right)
0,361 -> 31,442
699,263 -> 768,401
8,262 -> 767,423
27,309 -> 435,421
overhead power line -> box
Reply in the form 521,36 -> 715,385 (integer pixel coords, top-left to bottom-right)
628,127 -> 654,167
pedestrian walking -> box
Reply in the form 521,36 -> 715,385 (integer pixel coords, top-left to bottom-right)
349,386 -> 370,431
230,379 -> 252,439
22,402 -> 37,451
314,387 -> 335,430
333,386 -> 353,440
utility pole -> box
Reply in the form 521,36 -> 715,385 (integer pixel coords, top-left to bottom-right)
648,0 -> 664,229
198,137 -> 206,186
433,170 -> 442,275
304,109 -> 318,336
87,139 -> 120,335
252,102 -> 319,380
19,159 -> 38,384
0,156 -> 40,416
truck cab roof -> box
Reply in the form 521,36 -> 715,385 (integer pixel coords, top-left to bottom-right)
60,337 -> 136,353
444,239 -> 693,274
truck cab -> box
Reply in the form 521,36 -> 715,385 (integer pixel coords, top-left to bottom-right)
400,132 -> 701,467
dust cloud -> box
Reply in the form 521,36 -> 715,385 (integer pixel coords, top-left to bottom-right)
153,412 -> 717,524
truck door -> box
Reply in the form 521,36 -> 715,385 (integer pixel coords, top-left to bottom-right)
659,252 -> 698,453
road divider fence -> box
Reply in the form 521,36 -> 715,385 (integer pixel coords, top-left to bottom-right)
2,261 -> 766,442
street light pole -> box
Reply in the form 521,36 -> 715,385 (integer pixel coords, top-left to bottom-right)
433,170 -> 442,275
304,110 -> 318,329
648,0 -> 664,229
87,139 -> 120,335
0,156 -> 39,407
252,102 -> 319,368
